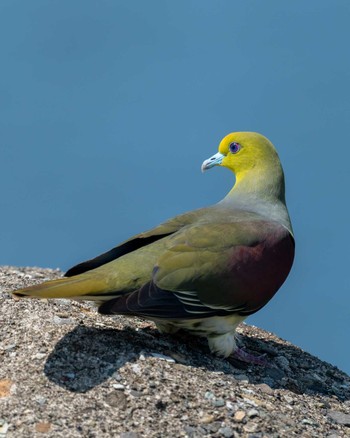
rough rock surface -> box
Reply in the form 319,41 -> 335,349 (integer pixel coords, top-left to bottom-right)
1,266 -> 349,437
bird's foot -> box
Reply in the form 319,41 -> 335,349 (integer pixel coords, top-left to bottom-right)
232,347 -> 269,366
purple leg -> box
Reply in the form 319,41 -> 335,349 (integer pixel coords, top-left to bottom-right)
232,347 -> 269,366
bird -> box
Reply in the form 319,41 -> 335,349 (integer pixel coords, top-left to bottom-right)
13,132 -> 295,361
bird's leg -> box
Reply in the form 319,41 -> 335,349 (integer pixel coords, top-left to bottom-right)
207,331 -> 269,366
207,332 -> 237,358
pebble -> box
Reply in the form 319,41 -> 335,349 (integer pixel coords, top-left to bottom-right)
204,391 -> 215,400
0,420 -> 9,435
328,410 -> 350,426
256,383 -> 274,394
131,364 -> 141,375
55,312 -> 70,318
112,372 -> 122,381
105,391 -> 127,408
183,425 -> 197,435
241,388 -> 254,395
302,418 -> 318,426
53,315 -> 74,325
200,414 -> 215,424
130,390 -> 143,397
34,353 -> 46,360
218,426 -> 235,437
213,398 -> 225,407
3,344 -> 16,351
234,410 -> 246,422
35,422 -> 51,433
243,397 -> 258,407
165,351 -> 187,364
206,421 -> 221,433
247,408 -> 259,418
243,421 -> 259,433
283,394 -> 294,404
112,384 -> 125,390
226,401 -> 235,410
35,396 -> 47,405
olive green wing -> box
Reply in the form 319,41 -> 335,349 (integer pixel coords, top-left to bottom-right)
99,220 -> 294,318
65,209 -> 201,276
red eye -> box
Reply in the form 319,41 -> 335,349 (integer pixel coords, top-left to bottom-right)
229,142 -> 241,154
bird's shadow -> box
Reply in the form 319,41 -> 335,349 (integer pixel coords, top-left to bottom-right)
44,323 -> 350,401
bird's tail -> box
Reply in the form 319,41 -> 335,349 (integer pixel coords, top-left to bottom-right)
12,274 -> 114,302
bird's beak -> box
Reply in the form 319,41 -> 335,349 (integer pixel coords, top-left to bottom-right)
201,152 -> 224,172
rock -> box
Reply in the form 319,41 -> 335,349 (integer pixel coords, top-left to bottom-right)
200,414 -> 215,424
234,410 -> 246,422
218,426 -> 236,437
204,391 -> 215,400
283,394 -> 294,404
35,396 -> 47,405
35,422 -> 51,433
247,408 -> 259,418
213,398 -> 225,407
1,265 -> 350,438
105,391 -> 127,408
256,383 -> 274,395
112,384 -> 125,390
52,315 -> 75,325
243,421 -> 259,433
131,364 -> 141,375
205,421 -> 221,433
0,380 -> 12,398
34,352 -> 46,360
302,418 -> 318,426
328,410 -> 350,426
0,420 -> 9,435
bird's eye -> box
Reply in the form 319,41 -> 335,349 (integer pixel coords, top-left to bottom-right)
229,142 -> 241,154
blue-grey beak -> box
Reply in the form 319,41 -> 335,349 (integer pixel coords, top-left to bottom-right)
201,152 -> 224,172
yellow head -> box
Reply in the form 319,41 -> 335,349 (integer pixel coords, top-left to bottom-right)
202,131 -> 285,201
202,132 -> 280,180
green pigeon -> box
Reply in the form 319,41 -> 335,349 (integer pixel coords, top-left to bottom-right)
13,132 -> 295,360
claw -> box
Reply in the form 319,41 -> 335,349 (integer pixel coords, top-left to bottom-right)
232,347 -> 269,366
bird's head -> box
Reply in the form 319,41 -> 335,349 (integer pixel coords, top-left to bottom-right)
201,132 -> 280,182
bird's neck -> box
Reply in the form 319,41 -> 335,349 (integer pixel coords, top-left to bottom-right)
219,165 -> 293,235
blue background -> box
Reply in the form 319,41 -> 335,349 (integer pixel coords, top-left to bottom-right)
1,1 -> 349,374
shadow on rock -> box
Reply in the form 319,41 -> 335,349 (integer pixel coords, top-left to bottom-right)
44,325 -> 144,393
44,323 -> 350,401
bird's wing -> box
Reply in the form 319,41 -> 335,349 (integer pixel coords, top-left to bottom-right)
65,209 -> 201,276
98,220 -> 295,319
